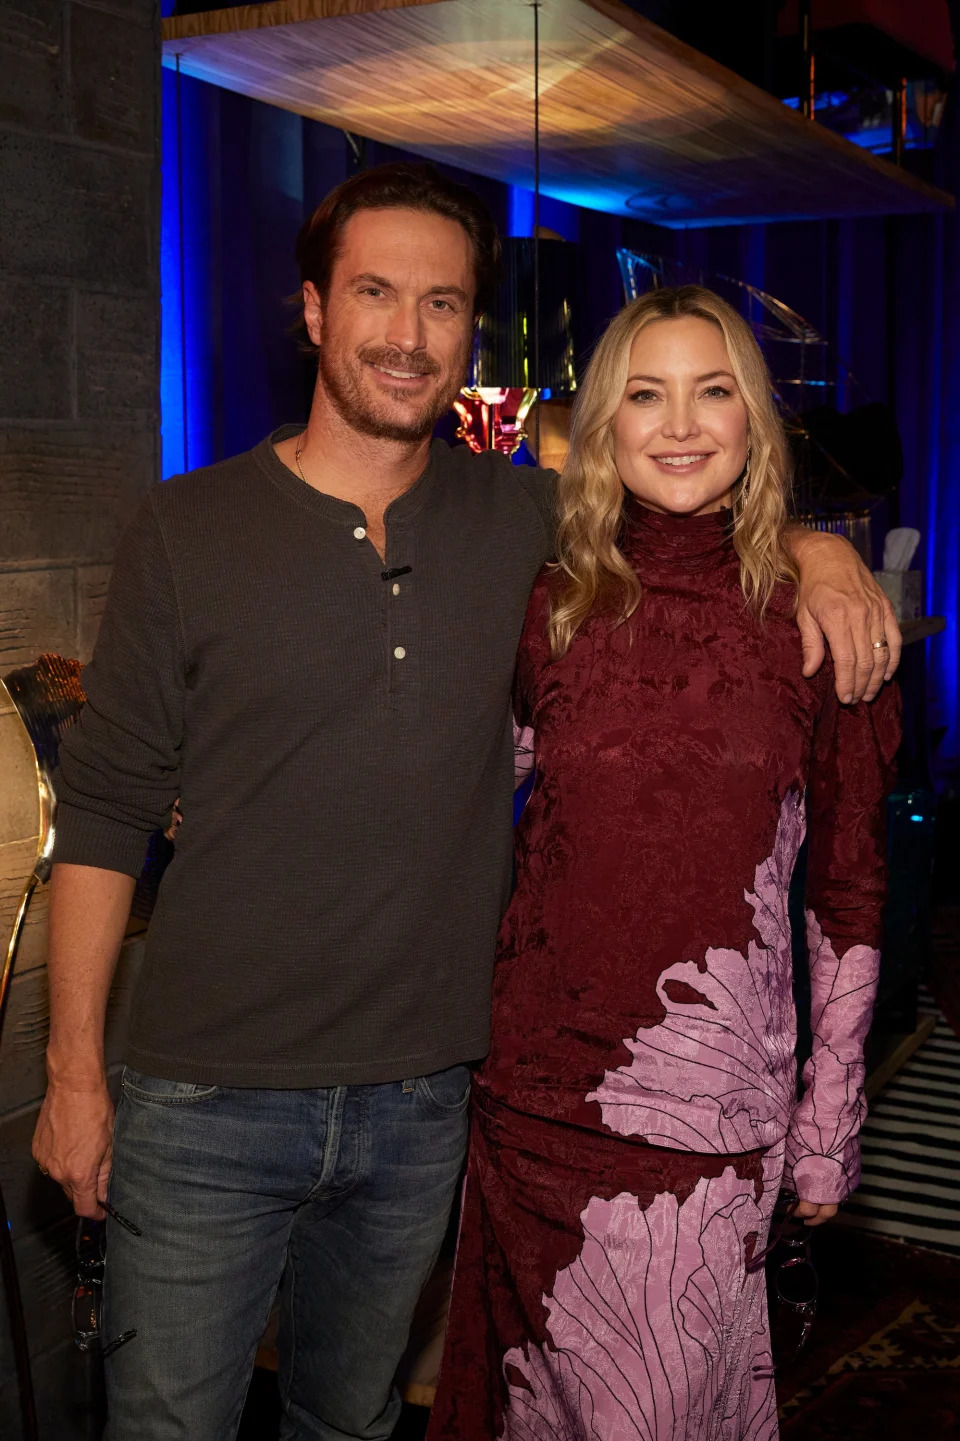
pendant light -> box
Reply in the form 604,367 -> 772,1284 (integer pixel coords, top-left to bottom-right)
455,4 -> 579,458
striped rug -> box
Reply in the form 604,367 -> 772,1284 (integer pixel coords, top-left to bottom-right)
839,993 -> 960,1257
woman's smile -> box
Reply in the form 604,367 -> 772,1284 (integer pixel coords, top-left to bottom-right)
648,450 -> 716,474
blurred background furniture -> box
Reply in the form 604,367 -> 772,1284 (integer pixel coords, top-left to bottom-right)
0,672 -> 48,1441
0,659 -> 162,1440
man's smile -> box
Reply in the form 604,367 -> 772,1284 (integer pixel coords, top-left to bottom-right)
370,362 -> 429,382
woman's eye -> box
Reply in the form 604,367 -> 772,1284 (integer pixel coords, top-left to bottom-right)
629,389 -> 660,404
703,385 -> 732,399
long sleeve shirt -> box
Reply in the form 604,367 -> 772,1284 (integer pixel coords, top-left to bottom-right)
52,428 -> 556,1087
480,502 -> 900,1203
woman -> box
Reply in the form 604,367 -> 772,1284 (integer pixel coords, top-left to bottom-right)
428,287 -> 900,1441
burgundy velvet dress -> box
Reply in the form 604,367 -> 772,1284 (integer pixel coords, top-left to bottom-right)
428,504 -> 901,1441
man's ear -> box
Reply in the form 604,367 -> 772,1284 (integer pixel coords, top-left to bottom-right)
303,281 -> 323,348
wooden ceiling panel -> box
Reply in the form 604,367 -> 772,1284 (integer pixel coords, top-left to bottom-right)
162,0 -> 953,226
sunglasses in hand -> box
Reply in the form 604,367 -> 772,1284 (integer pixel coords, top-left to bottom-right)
747,1191 -> 819,1377
73,1205 -> 140,1359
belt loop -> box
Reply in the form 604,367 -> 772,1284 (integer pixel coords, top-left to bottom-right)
401,1078 -> 416,1095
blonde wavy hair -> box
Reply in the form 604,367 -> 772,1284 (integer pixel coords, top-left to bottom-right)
549,285 -> 798,657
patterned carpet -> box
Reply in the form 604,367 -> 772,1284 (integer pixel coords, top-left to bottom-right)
780,1295 -> 960,1437
776,1223 -> 960,1438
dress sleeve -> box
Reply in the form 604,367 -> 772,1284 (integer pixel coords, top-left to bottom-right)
784,678 -> 902,1204
513,720 -> 536,791
52,491 -> 186,877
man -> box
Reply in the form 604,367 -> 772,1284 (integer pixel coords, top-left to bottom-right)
33,163 -> 899,1440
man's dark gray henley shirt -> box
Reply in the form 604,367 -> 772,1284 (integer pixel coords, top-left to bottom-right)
52,428 -> 556,1087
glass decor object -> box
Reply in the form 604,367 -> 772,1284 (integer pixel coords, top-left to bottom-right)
456,238 -> 579,456
453,387 -> 538,457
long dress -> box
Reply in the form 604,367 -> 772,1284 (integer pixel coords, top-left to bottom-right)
428,503 -> 901,1441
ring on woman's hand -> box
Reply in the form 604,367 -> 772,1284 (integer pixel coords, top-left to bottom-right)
871,638 -> 889,649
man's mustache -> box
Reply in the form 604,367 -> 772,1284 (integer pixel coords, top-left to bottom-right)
359,346 -> 442,378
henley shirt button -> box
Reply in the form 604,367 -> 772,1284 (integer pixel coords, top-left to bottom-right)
353,526 -> 366,540
394,646 -> 406,660
392,582 -> 400,596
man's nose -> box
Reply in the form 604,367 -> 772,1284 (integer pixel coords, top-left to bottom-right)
384,298 -> 426,354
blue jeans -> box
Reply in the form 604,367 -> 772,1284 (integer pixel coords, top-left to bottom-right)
102,1065 -> 470,1441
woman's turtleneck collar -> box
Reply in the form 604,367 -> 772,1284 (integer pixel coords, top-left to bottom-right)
620,493 -> 735,571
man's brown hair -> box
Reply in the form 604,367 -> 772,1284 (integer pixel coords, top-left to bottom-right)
295,161 -> 502,320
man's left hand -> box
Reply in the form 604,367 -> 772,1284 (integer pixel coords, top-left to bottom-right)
791,529 -> 901,703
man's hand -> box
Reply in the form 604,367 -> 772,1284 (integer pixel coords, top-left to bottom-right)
165,798 -> 183,843
793,1198 -> 838,1227
37,862 -> 134,1217
790,529 -> 901,703
32,1076 -> 114,1219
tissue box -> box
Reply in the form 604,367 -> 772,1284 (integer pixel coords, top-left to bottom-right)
873,569 -> 922,621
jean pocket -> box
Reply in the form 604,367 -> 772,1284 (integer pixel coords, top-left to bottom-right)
416,1064 -> 472,1115
122,1068 -> 219,1106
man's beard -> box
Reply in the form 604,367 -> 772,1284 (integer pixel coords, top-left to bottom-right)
319,336 -> 470,444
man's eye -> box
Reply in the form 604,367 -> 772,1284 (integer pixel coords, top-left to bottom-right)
429,299 -> 452,312
361,287 -> 382,298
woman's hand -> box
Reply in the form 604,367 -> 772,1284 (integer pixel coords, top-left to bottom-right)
793,1198 -> 838,1227
787,526 -> 901,703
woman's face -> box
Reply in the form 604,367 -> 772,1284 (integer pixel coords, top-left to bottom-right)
612,316 -> 750,516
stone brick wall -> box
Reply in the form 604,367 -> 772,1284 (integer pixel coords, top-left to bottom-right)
0,3 -> 160,1434
0,0 -> 159,670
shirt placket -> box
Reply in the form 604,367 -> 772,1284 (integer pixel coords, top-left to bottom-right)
382,519 -> 419,706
